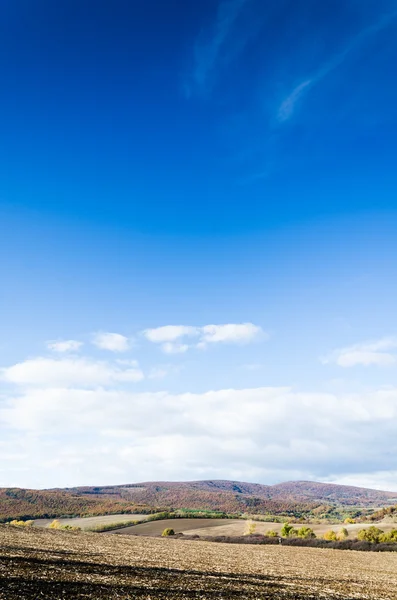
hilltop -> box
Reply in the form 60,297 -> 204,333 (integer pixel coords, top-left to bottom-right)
72,479 -> 397,514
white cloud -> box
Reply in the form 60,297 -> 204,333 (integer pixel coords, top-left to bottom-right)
92,332 -> 131,352
143,326 -> 199,343
161,342 -> 190,355
0,356 -> 144,388
200,323 -> 264,345
143,322 -> 266,353
338,351 -> 396,368
47,340 -> 83,353
327,471 -> 397,493
322,337 -> 397,368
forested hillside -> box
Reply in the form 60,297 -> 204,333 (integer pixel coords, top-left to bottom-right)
72,479 -> 397,510
2,480 -> 396,522
0,488 -> 152,522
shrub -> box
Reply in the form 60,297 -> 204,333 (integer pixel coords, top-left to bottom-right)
49,520 -> 62,529
244,520 -> 256,535
337,527 -> 349,541
147,512 -> 173,522
181,534 -> 397,551
344,518 -> 355,524
88,520 -> 139,533
161,528 -> 175,537
323,530 -> 338,541
265,530 -> 279,537
379,529 -> 397,543
297,527 -> 316,539
357,526 -> 384,544
48,520 -> 80,531
8,520 -> 34,527
281,522 -> 295,538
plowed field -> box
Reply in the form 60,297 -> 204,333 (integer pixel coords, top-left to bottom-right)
1,525 -> 397,599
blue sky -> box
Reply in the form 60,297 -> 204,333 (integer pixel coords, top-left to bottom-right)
1,0 -> 397,490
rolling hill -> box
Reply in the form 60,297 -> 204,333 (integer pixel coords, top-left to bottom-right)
1,480 -> 396,522
69,479 -> 397,510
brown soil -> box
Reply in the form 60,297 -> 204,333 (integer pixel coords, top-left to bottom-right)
1,524 -> 397,599
111,518 -> 241,536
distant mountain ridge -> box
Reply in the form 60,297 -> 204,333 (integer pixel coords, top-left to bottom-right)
68,479 -> 397,514
1,479 -> 396,522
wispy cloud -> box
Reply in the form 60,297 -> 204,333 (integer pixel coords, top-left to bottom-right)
242,363 -> 265,371
149,364 -> 184,380
322,337 -> 397,368
277,80 -> 313,123
162,342 -> 190,355
277,8 -> 397,122
187,0 -> 251,96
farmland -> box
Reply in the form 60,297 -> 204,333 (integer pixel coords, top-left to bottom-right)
34,514 -> 149,531
28,513 -> 397,538
1,524 -> 397,599
165,518 -> 397,539
111,517 -> 241,536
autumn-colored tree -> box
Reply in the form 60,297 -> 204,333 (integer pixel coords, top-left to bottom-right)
161,528 -> 175,537
281,522 -> 297,538
265,529 -> 279,537
244,520 -> 256,535
357,526 -> 384,544
379,529 -> 397,543
8,520 -> 34,527
337,527 -> 349,540
297,527 -> 316,539
49,520 -> 61,529
323,530 -> 338,541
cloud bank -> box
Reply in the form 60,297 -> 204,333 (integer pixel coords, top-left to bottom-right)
1,346 -> 397,489
2,327 -> 397,489
1,356 -> 144,388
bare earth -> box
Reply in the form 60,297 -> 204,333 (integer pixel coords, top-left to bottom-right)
34,514 -> 149,530
111,518 -> 241,536
1,525 -> 397,599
